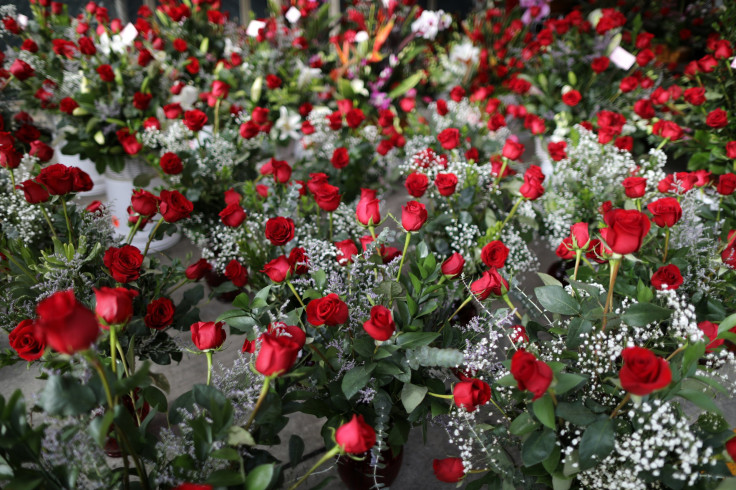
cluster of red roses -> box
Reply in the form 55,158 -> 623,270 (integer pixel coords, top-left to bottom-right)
16,163 -> 93,204
128,188 -> 193,227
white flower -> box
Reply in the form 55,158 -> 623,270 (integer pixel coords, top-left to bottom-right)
285,6 -> 301,24
274,106 -> 301,141
296,59 -> 322,87
171,85 -> 199,110
354,31 -> 369,43
246,20 -> 266,37
351,79 -> 369,97
411,10 -> 450,40
449,42 -> 479,65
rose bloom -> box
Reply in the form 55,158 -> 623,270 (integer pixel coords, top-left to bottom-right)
470,268 -> 508,300
683,87 -> 706,105
726,142 -> 736,159
481,240 -> 509,268
401,200 -> 428,231
185,258 -> 212,280
16,179 -> 49,204
335,239 -> 358,266
37,163 -> 74,195
145,297 -> 175,330
306,293 -> 349,326
510,349 -> 553,400
9,319 -> 45,361
547,141 -> 567,161
556,237 -> 575,259
502,139 -> 524,160
405,172 -> 429,197
219,203 -> 246,227
264,216 -> 295,245
190,321 -> 226,351
435,173 -> 458,196
706,108 -> 729,129
600,208 -> 651,255
104,245 -> 144,283
183,109 -> 208,132
652,120 -> 683,141
519,165 -> 545,200
441,253 -> 465,278
261,255 -> 292,283
95,287 -> 139,326
255,330 -> 301,376
650,264 -> 683,291
717,173 -> 736,195
622,176 -> 647,198
591,56 -> 610,73
331,147 -> 349,169
362,305 -> 395,341
437,128 -> 460,150
130,189 -> 159,217
35,290 -> 99,355
225,259 -> 248,288
697,321 -> 724,352
633,99 -> 655,119
160,152 -> 183,175
335,414 -> 376,454
159,189 -> 193,222
647,197 -> 682,227
453,378 -> 491,412
356,188 -> 381,226
433,458 -> 465,483
561,89 -> 581,106
313,183 -> 342,212
619,346 -> 672,395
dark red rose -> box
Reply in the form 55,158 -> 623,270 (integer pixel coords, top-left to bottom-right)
86,201 -> 103,214
251,107 -> 269,125
97,64 -> 114,82
405,172 -> 429,197
185,258 -> 212,280
614,136 -> 633,151
622,177 -> 647,198
510,349 -> 553,400
116,128 -> 142,155
94,287 -> 139,326
255,331 -> 301,376
591,56 -> 609,73
224,188 -> 242,205
261,255 -> 292,283
556,236 -> 575,259
600,209 -> 651,255
684,87 -> 706,106
520,164 -> 545,200
70,167 -> 93,193
159,190 -> 193,222
481,241 -> 509,268
356,188 -> 381,226
717,174 -> 736,195
35,290 -> 99,354
634,99 -> 655,119
470,268 -> 508,300
240,121 -> 259,139
163,103 -> 182,119
441,253 -> 465,278
190,321 -> 226,351
9,319 -> 45,361
698,321 -> 724,352
619,346 -> 672,395
144,297 -> 175,330
59,97 -> 79,114
21,39 -> 38,53
562,89 -> 582,106
264,216 -> 295,245
647,197 -> 682,227
313,183 -> 341,212
449,86 -> 465,102
133,92 -> 152,110
502,139 -> 524,161
185,56 -> 199,74
335,239 -> 358,266
219,202 -> 246,227
547,141 -> 567,162
10,59 -> 34,80
650,264 -> 683,291
37,163 -> 74,195
104,245 -> 144,282
657,172 -> 697,194
159,152 -> 183,175
306,293 -> 349,326
130,189 -> 159,217
78,36 -> 96,55
401,200 -> 428,231
362,305 -> 395,341
16,179 -> 49,204
335,415 -> 376,454
435,173 -> 458,196
345,108 -> 365,129
265,73 -> 282,89
288,247 -> 309,275
260,158 -> 292,183
437,128 -> 460,150
453,378 -> 491,412
225,259 -> 248,287
433,458 -> 464,483
652,120 -> 683,141
29,140 -> 53,162
183,110 -> 207,132
331,147 -> 349,169
706,108 -> 728,129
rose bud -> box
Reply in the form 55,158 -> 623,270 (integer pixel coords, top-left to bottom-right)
313,183 -> 342,212
264,216 -> 295,246
599,209 -> 651,255
683,87 -> 706,106
510,324 -> 529,343
510,349 -> 553,400
335,239 -> 359,266
144,298 -> 175,330
437,128 -> 460,150
70,167 -> 93,193
562,89 -> 581,106
255,331 -> 301,376
240,120 -> 259,139
435,173 -> 458,197
159,190 -> 193,222
692,169 -> 711,188
586,238 -> 610,264
163,103 -> 182,119
86,200 -> 104,214
104,245 -> 144,283
717,173 -> 736,195
35,290 -> 100,355
570,222 -> 590,250
441,253 -> 465,279
356,188 -> 381,226
362,305 -> 395,341
94,287 -> 139,326
401,200 -> 428,231
432,458 -> 465,483
261,255 -> 292,283
335,414 -> 376,454
481,241 -> 509,268
160,152 -> 183,175
727,437 -> 736,462
726,142 -> 736,159
470,268 -> 508,300
697,321 -> 724,352
619,346 -> 672,395
650,264 -> 683,291
519,165 -> 545,200
405,172 -> 429,198
224,188 -> 242,205
622,177 -> 647,198
647,197 -> 682,228
185,258 -> 212,280
10,59 -> 35,80
9,318 -> 45,361
29,140 -> 53,162
16,179 -> 49,204
547,141 -> 567,161
219,203 -> 246,227
260,158 -> 292,184
453,378 -> 491,412
211,80 -> 230,99
556,237 -> 575,259
225,259 -> 248,288
288,247 -> 309,275
96,64 -> 114,82
652,120 -> 683,141
331,147 -> 349,169
183,109 -> 208,132
306,293 -> 349,326
502,139 -> 524,161
130,189 -> 159,218
190,321 -> 226,351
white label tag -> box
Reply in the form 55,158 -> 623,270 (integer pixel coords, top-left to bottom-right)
246,20 -> 266,37
285,7 -> 301,24
120,23 -> 138,45
610,46 -> 636,70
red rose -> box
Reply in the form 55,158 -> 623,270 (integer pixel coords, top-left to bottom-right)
78,36 -> 96,55
591,56 -> 610,73
37,163 -> 74,195
345,108 -> 365,129
331,147 -> 350,169
86,201 -> 103,214
212,80 -> 230,99
647,197 -> 682,227
362,305 -> 395,341
9,319 -> 45,361
288,247 -> 309,275
619,346 -> 672,395
159,190 -> 193,222
520,164 -> 545,200
59,97 -> 79,114
264,216 -> 295,245
436,99 -> 448,116
502,139 -> 524,161
405,172 -> 429,197
481,241 -> 509,268
692,169 -> 712,188
183,110 -> 207,132
562,89 -> 582,106
130,189 -> 159,217
29,140 -> 53,162
570,222 -> 591,250
698,54 -> 718,73
619,76 -> 638,93
556,237 -> 575,259
21,39 -> 38,53
634,99 -> 655,119
706,108 -> 728,129
441,253 -> 465,278
190,321 -> 226,351
453,378 -> 491,412
251,107 -> 270,125
650,264 -> 683,291
636,48 -> 654,66
698,321 -> 724,352
265,73 -> 282,90
16,179 -> 49,204
306,293 -> 349,326
614,136 -> 633,151
449,86 -> 465,102
219,203 -> 246,227
240,121 -> 259,139
144,298 -> 175,330
160,152 -> 183,175
185,56 -> 199,74
133,92 -> 152,110
510,349 -> 553,400
600,209 -> 651,255
313,183 -> 342,212
335,239 -> 359,266
547,141 -> 567,161
172,38 -> 187,52
683,87 -> 706,106
470,268 -> 508,300
401,200 -> 428,231
487,113 -> 507,131
437,128 -> 460,150
356,188 -> 381,226
10,59 -> 34,80
255,331 -> 301,376
0,147 -> 21,170
724,230 -> 736,268
94,287 -> 139,326
622,177 -> 647,198
718,174 -> 736,195
225,259 -> 248,287
104,245 -> 144,282
336,414 -> 376,454
727,437 -> 736,463
524,114 -> 546,135
657,172 -> 697,194
376,139 -> 393,155
433,458 -> 464,483
435,173 -> 458,197
261,255 -> 292,282
97,64 -> 114,82
116,128 -> 142,155
185,258 -> 211,280
260,158 -> 292,184
652,120 -> 683,141
163,103 -> 183,119
35,290 -> 99,355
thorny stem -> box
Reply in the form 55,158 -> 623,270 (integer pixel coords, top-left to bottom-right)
166,278 -> 189,296
287,445 -> 341,490
308,344 -> 335,371
602,258 -> 621,331
109,325 -> 118,375
142,217 -> 165,256
493,158 -> 508,188
439,295 -> 473,333
395,231 -> 411,280
245,376 -> 271,430
502,293 -> 523,320
286,280 -> 306,308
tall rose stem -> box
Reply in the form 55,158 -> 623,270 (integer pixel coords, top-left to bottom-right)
8,168 -> 16,195
205,351 -> 213,385
61,199 -> 74,245
109,325 -> 118,375
166,278 -> 189,296
601,258 -> 621,331
716,196 -> 723,224
40,206 -> 57,239
439,295 -> 473,333
142,217 -> 165,255
655,138 -> 669,151
328,212 -> 333,242
663,227 -> 670,263
609,393 -> 630,419
502,293 -> 523,320
125,216 -> 143,245
496,197 -> 524,239
573,250 -> 582,281
395,232 -> 411,280
287,445 -> 341,490
286,281 -> 306,308
214,98 -> 221,134
245,376 -> 271,430
493,158 -> 508,187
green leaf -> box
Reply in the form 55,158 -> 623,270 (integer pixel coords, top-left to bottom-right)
38,375 -> 97,417
566,318 -> 593,349
717,312 -> 736,334
341,364 -> 375,400
621,303 -> 671,326
207,469 -> 246,486
496,374 -> 517,387
554,373 -> 586,395
556,402 -> 596,426
245,463 -> 275,490
578,419 -> 615,470
396,332 -> 440,349
677,389 -> 722,414
533,394 -> 556,429
521,428 -> 557,467
387,71 -> 423,99
636,279 -> 653,303
535,286 -> 580,315
510,412 -> 539,436
233,293 -> 251,309
537,272 -> 563,287
88,410 -> 114,447
682,342 -> 706,376
289,435 -> 305,468
400,383 -> 428,414
228,426 -> 256,446
142,386 -> 167,412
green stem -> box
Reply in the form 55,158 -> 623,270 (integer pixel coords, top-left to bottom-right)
206,351 -> 213,385
288,446 -> 341,490
245,376 -> 271,430
427,392 -> 454,399
502,293 -> 523,320
61,199 -> 73,244
40,206 -> 58,239
716,196 -> 723,224
368,225 -> 377,240
109,325 -> 118,375
8,168 -> 16,195
286,280 -> 306,308
609,393 -> 630,419
601,258 -> 621,331
214,97 -> 221,134
395,231 -> 411,280
663,227 -> 670,263
125,216 -> 143,245
328,212 -> 333,242
166,278 -> 189,296
493,158 -> 509,187
655,137 -> 669,151
1,248 -> 37,282
439,295 -> 473,333
142,217 -> 165,256
489,397 -> 510,422
496,197 -> 524,239
573,250 -> 582,281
